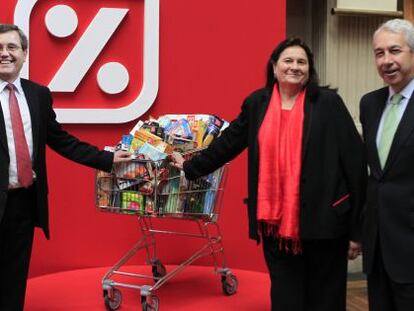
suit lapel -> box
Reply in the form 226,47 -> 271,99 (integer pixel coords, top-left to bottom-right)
384,92 -> 414,171
366,88 -> 388,177
257,88 -> 272,127
301,92 -> 312,161
252,88 -> 271,163
0,103 -> 7,153
21,79 -> 40,163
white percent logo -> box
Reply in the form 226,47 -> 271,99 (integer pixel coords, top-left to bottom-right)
45,5 -> 129,95
15,0 -> 159,124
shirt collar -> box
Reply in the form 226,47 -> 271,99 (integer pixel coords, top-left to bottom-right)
0,77 -> 23,94
388,78 -> 414,101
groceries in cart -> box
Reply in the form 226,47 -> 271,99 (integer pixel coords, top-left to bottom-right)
121,114 -> 228,156
96,114 -> 228,218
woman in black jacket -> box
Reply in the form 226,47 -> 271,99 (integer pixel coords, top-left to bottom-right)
171,37 -> 366,311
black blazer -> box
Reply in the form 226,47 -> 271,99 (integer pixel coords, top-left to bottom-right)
184,86 -> 366,242
360,87 -> 414,283
0,79 -> 113,238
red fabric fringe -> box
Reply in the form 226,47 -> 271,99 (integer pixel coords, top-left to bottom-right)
261,222 -> 302,254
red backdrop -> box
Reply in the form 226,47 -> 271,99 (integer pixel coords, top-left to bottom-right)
1,0 -> 286,278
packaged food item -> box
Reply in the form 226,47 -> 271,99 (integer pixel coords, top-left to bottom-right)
202,169 -> 221,214
129,120 -> 144,136
209,115 -> 225,129
202,126 -> 220,147
165,135 -> 197,153
121,191 -> 144,213
134,129 -> 163,146
202,115 -> 224,147
165,118 -> 193,140
141,121 -> 165,139
154,141 -> 174,154
97,171 -> 112,207
129,137 -> 143,153
184,192 -> 204,214
145,197 -> 155,214
194,120 -> 207,148
138,181 -> 154,195
138,143 -> 167,161
114,161 -> 149,180
121,134 -> 133,151
157,116 -> 172,129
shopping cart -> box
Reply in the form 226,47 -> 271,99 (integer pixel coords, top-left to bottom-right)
95,151 -> 238,311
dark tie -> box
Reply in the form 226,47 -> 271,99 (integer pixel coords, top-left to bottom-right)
6,83 -> 33,188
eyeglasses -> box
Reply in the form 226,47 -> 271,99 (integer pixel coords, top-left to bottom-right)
0,44 -> 22,52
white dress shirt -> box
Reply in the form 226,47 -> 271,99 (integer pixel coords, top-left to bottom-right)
376,78 -> 414,148
0,77 -> 34,188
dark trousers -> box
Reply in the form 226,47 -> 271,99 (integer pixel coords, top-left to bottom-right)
262,235 -> 349,311
367,243 -> 414,311
0,186 -> 36,311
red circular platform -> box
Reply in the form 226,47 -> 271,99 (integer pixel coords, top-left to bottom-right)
26,265 -> 270,310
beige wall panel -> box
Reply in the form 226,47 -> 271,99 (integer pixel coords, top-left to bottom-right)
325,13 -> 387,120
287,0 -> 390,124
337,0 -> 397,11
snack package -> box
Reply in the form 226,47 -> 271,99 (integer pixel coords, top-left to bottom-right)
121,191 -> 145,213
202,169 -> 222,214
96,171 -> 112,207
138,143 -> 167,161
165,118 -> 193,139
121,134 -> 133,151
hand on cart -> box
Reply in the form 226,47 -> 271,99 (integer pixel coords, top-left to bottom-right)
169,152 -> 185,169
113,150 -> 133,163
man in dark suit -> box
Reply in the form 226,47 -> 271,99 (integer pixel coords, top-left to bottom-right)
360,18 -> 414,311
0,24 -> 131,310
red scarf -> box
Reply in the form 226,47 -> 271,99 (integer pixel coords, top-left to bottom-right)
257,85 -> 306,254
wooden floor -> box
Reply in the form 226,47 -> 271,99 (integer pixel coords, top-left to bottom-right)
347,280 -> 368,311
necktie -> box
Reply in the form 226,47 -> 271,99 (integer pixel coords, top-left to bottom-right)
6,83 -> 33,188
378,93 -> 403,169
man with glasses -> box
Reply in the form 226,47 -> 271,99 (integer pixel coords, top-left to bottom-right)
0,24 -> 131,310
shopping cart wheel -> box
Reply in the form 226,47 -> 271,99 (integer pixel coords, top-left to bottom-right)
141,295 -> 159,311
103,288 -> 122,310
221,274 -> 238,296
151,260 -> 167,279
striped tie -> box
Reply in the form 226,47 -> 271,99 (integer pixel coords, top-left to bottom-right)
378,93 -> 403,169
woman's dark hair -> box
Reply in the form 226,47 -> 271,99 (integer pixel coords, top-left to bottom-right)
265,37 -> 319,90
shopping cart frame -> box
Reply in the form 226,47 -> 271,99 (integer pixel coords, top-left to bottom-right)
95,157 -> 238,311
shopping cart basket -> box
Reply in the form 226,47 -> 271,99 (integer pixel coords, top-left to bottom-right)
95,151 -> 238,311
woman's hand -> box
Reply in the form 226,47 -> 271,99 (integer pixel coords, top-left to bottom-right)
348,240 -> 361,260
169,152 -> 185,170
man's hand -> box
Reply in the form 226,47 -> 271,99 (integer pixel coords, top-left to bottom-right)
348,240 -> 361,260
113,150 -> 132,163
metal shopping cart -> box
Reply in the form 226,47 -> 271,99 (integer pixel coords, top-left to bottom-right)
95,151 -> 238,311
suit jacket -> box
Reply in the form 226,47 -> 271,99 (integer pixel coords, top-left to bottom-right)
360,86 -> 414,283
0,79 -> 113,239
184,86 -> 366,242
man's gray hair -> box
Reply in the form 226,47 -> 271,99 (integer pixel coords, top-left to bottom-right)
374,19 -> 414,51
